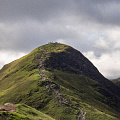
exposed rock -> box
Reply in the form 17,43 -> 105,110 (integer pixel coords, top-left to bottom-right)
76,108 -> 86,120
0,103 -> 16,113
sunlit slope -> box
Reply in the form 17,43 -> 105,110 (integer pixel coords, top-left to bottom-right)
0,43 -> 120,120
0,104 -> 54,120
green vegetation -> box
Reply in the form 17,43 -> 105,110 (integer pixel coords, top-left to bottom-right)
0,104 -> 54,120
44,70 -> 120,120
0,112 -> 30,120
16,104 -> 54,120
0,43 -> 120,120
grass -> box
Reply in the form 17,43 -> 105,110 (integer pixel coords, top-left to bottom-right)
16,104 -> 54,120
0,112 -> 31,120
44,69 -> 120,120
0,43 -> 120,120
0,104 -> 54,120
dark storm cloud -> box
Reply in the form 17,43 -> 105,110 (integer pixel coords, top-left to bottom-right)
0,0 -> 75,22
1,0 -> 120,52
1,0 -> 120,78
1,0 -> 120,25
76,0 -> 120,25
0,20 -> 89,52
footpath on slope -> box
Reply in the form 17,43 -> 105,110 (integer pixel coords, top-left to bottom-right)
37,44 -> 86,120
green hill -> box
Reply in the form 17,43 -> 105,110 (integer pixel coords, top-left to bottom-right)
0,43 -> 120,120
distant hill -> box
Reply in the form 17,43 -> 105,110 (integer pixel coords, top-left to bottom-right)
112,78 -> 120,88
0,43 -> 120,120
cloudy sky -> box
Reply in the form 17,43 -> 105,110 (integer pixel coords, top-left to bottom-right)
1,0 -> 120,79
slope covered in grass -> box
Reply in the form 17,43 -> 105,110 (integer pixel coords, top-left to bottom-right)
0,112 -> 30,120
0,43 -> 120,120
0,104 -> 54,120
16,104 -> 54,120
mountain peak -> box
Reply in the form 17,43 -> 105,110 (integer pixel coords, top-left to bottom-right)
36,42 -> 70,53
34,43 -> 106,81
0,43 -> 120,120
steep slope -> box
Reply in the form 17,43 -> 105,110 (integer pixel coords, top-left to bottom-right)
44,45 -> 120,102
0,43 -> 120,120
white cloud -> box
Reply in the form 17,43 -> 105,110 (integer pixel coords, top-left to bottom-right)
105,27 -> 120,49
0,51 -> 26,69
84,51 -> 120,79
93,38 -> 110,50
56,39 -> 66,44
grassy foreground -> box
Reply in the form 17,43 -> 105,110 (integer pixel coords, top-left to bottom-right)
0,104 -> 54,120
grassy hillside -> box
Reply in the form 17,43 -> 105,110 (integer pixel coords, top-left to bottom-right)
0,112 -> 30,120
16,104 -> 54,120
0,43 -> 120,120
0,104 -> 54,120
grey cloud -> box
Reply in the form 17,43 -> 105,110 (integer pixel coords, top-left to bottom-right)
0,0 -> 74,22
1,0 -> 120,79
1,0 -> 120,26
0,20 -> 86,52
74,0 -> 120,25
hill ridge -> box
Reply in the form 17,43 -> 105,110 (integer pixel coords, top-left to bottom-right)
0,43 -> 120,120
35,44 -> 86,119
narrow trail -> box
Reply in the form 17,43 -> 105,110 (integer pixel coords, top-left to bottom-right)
76,108 -> 86,120
37,46 -> 68,106
38,48 -> 47,80
36,45 -> 86,120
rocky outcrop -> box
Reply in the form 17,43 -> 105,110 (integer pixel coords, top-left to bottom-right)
76,108 -> 86,120
0,103 -> 16,113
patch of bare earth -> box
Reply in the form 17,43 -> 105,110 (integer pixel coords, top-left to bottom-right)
0,103 -> 16,113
